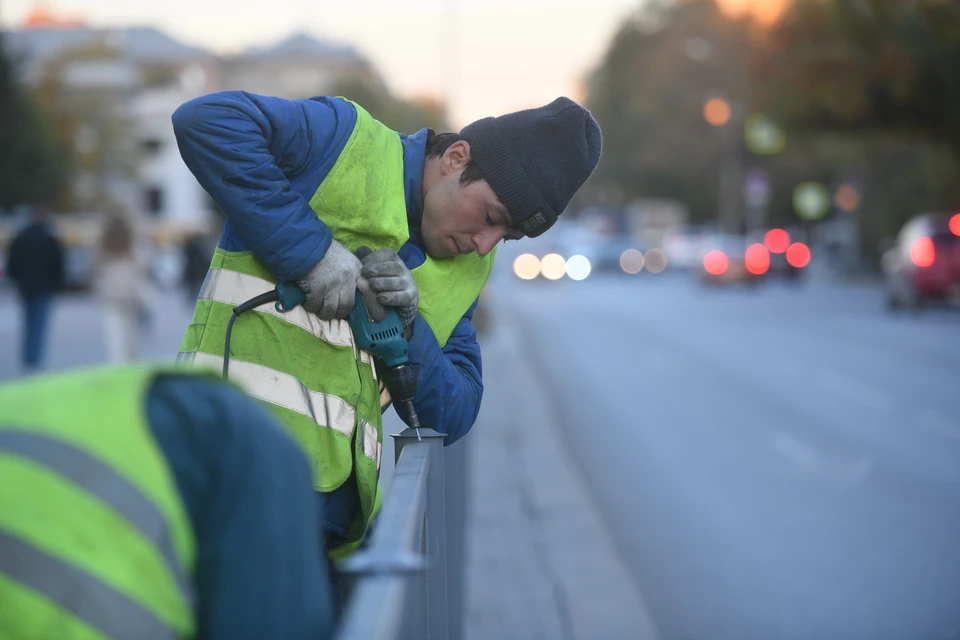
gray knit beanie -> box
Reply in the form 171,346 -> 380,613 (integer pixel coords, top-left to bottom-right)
459,97 -> 602,238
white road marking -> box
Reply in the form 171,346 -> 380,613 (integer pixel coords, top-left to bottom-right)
772,432 -> 822,470
772,431 -> 874,487
917,410 -> 960,442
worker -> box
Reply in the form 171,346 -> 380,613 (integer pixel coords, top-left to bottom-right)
170,92 -> 602,552
0,364 -> 335,639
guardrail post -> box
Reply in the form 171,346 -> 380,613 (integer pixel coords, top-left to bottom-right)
393,427 -> 448,639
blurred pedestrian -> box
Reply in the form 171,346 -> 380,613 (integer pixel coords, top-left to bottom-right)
92,211 -> 151,363
5,203 -> 64,375
0,363 -> 337,639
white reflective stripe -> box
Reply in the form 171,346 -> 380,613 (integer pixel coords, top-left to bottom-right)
379,383 -> 392,413
179,352 -> 356,438
360,420 -> 381,469
199,268 -> 354,347
363,351 -> 377,380
197,268 -> 377,378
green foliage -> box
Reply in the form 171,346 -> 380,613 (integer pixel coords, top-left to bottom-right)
0,35 -> 69,211
584,0 -> 960,266
586,0 -> 757,221
757,0 -> 960,153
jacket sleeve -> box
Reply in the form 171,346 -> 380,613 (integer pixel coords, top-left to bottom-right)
392,299 -> 484,445
171,91 -> 355,282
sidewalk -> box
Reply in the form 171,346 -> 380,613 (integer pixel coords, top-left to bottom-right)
0,287 -> 195,381
463,301 -> 659,640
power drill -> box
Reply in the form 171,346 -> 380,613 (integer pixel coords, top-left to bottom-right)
222,278 -> 422,436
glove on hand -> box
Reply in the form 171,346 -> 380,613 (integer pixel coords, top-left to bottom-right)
359,248 -> 419,328
296,240 -> 362,319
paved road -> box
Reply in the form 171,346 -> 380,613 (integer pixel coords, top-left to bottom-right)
500,271 -> 960,640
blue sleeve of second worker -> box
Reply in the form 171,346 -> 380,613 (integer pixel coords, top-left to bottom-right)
172,91 -> 357,282
146,375 -> 335,640
393,299 -> 484,445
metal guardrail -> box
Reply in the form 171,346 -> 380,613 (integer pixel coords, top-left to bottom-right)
335,427 -> 457,640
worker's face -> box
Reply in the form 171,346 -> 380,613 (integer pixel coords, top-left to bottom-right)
421,141 -> 522,259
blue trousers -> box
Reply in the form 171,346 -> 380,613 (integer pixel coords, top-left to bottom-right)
21,295 -> 52,371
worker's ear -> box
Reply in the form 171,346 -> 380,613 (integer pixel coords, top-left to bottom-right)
441,140 -> 472,175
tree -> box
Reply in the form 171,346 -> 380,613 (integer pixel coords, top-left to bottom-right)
751,0 -> 960,259
0,35 -> 69,211
755,0 -> 960,156
584,0 -> 759,222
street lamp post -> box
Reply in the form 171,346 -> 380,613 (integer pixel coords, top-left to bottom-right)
704,97 -> 743,234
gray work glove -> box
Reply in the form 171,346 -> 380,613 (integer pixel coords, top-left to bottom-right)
358,248 -> 419,328
296,239 -> 362,319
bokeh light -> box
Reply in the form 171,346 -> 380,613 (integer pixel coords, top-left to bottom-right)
566,255 -> 592,281
513,254 -> 540,280
619,249 -> 645,274
786,242 -> 811,268
950,213 -> 960,236
764,228 -> 790,254
703,98 -> 732,127
910,237 -> 935,268
703,250 -> 728,275
834,184 -> 861,212
540,253 -> 567,280
745,243 -> 770,275
644,248 -> 668,274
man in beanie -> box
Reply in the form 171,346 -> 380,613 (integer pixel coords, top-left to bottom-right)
172,92 -> 601,554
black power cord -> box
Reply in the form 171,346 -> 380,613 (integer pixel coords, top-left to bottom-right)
223,291 -> 280,378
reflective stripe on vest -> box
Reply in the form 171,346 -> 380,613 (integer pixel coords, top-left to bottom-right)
0,530 -> 175,640
0,429 -> 191,639
200,268 -> 353,349
197,268 -> 378,376
0,431 -> 192,601
177,352 -> 381,469
0,366 -> 197,637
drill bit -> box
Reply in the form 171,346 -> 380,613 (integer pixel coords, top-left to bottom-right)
404,399 -> 422,441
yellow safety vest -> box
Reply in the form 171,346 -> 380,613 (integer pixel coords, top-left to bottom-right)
178,102 -> 496,544
0,366 -> 197,640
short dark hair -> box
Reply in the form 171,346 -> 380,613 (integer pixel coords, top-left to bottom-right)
425,131 -> 485,187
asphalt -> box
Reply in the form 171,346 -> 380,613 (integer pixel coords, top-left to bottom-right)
496,270 -> 960,640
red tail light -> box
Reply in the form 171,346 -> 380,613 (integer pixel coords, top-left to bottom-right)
763,229 -> 790,254
786,242 -> 811,268
910,237 -> 935,267
745,243 -> 770,275
704,250 -> 728,275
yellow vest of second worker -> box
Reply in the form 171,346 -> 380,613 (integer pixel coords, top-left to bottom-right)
0,366 -> 198,640
178,102 -> 496,544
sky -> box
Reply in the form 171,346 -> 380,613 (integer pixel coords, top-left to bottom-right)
1,0 -> 786,128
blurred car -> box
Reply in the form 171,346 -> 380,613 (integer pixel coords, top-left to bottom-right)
882,212 -> 960,310
662,229 -> 702,271
697,233 -> 768,286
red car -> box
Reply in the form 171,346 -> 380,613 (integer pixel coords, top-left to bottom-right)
882,212 -> 960,310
